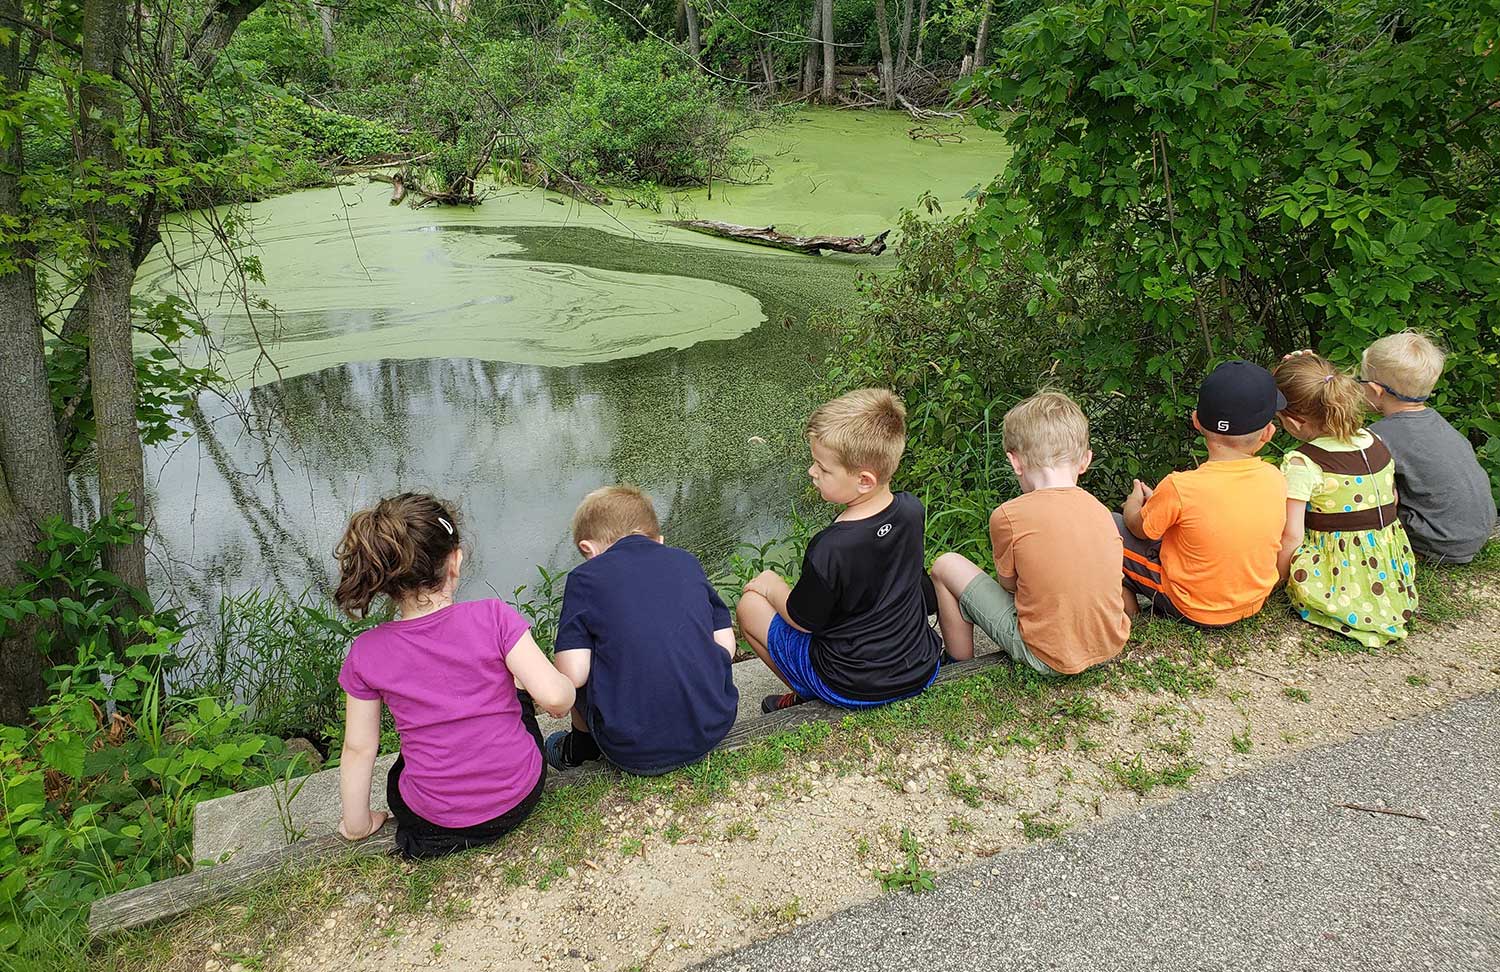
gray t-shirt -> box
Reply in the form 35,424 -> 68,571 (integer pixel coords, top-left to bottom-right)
1370,408 -> 1496,563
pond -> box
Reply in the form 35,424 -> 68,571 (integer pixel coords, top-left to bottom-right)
126,109 -> 1010,618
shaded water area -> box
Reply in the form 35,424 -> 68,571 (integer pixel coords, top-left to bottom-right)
129,110 -> 1010,619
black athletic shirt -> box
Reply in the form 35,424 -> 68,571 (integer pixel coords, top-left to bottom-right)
786,491 -> 942,702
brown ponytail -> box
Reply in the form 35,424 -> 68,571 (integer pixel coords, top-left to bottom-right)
1272,353 -> 1365,441
334,493 -> 461,618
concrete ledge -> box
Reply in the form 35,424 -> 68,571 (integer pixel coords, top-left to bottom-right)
90,648 -> 1008,937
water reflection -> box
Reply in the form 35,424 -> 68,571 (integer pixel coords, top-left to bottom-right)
146,350 -> 809,618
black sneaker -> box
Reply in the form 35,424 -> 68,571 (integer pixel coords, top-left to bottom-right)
543,729 -> 601,770
760,692 -> 807,714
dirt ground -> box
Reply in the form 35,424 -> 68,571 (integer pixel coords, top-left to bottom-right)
193,608 -> 1500,972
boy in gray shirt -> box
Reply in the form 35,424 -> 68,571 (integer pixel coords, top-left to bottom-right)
1361,332 -> 1496,563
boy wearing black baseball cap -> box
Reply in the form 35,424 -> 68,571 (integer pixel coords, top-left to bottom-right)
1112,361 -> 1288,626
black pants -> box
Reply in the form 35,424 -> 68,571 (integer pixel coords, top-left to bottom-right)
386,694 -> 547,860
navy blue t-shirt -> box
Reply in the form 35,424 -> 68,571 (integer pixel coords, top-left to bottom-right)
553,535 -> 738,774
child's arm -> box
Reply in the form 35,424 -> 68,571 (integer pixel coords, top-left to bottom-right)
553,649 -> 591,688
988,506 -> 1018,593
506,632 -> 577,717
338,693 -> 388,841
1122,479 -> 1156,540
743,571 -> 810,632
1277,499 -> 1306,584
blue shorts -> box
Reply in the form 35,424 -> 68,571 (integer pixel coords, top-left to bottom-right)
766,615 -> 939,709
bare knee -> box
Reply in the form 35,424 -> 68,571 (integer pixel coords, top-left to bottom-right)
932,552 -> 980,590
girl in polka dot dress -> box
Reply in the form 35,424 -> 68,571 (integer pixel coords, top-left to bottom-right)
1273,353 -> 1418,647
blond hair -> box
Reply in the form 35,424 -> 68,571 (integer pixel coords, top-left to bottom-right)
571,485 -> 660,546
1361,330 -> 1445,400
805,388 -> 907,483
1003,390 -> 1089,469
1273,353 -> 1365,441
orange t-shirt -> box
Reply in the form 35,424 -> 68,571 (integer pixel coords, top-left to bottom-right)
992,487 -> 1131,673
1139,458 -> 1287,625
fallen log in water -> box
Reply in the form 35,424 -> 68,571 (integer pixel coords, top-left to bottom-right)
365,172 -> 482,209
662,219 -> 890,256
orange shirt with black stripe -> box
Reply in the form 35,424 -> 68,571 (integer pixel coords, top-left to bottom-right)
1134,458 -> 1287,625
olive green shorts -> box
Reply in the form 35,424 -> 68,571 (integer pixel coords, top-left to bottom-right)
957,573 -> 1059,676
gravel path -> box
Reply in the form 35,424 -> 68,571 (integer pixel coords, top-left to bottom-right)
695,692 -> 1500,972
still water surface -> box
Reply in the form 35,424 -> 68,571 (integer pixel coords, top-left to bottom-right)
129,110 -> 1009,615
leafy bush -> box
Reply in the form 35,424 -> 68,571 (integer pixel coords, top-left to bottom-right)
181,590 -> 378,743
0,512 -> 302,956
961,0 -> 1500,486
534,38 -> 751,187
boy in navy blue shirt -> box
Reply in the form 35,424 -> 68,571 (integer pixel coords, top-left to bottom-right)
546,486 -> 739,775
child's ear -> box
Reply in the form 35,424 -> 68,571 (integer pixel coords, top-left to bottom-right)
653,534 -> 665,544
578,539 -> 600,560
1005,451 -> 1025,478
1362,381 -> 1383,407
1077,449 -> 1093,476
1190,410 -> 1205,435
449,548 -> 464,578
1260,422 -> 1277,444
857,469 -> 879,492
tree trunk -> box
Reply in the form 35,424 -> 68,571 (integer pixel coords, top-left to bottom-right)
896,0 -> 914,76
972,0 -> 992,73
186,0 -> 265,76
801,0 -> 819,95
0,0 -> 64,724
819,0 -> 835,102
316,3 -> 336,58
81,0 -> 148,596
758,42 -> 776,94
875,0 -> 895,108
914,0 -> 928,66
684,1 -> 701,63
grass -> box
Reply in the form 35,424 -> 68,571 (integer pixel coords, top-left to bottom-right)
1018,812 -> 1068,841
1230,728 -> 1254,754
1106,754 -> 1202,796
874,830 -> 936,894
56,545 -> 1498,972
947,772 -> 983,807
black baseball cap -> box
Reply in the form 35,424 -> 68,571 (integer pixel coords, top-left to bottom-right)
1196,360 -> 1286,436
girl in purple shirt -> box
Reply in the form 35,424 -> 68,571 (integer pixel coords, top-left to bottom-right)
333,493 -> 575,859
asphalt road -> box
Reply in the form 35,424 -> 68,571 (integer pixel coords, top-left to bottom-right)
694,692 -> 1500,972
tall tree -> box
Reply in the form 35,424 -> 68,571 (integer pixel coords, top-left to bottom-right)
0,0 -> 66,725
896,0 -> 914,76
0,0 -> 267,723
80,0 -> 147,596
875,0 -> 895,107
972,0 -> 993,72
819,0 -> 834,101
802,0 -> 819,95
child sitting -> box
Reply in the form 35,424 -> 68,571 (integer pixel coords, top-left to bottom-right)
333,493 -> 575,860
1361,331 -> 1496,564
736,388 -> 942,712
1274,353 -> 1418,646
1116,361 -> 1287,626
546,486 -> 739,775
930,391 -> 1129,674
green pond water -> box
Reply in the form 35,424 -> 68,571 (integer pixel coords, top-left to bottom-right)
133,110 -> 1009,613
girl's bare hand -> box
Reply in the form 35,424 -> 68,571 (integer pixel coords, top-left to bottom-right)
338,811 -> 388,841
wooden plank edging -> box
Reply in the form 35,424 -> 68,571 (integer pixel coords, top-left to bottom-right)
88,653 -> 1007,937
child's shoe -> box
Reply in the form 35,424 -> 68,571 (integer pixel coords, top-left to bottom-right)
760,692 -> 807,714
544,729 -> 602,770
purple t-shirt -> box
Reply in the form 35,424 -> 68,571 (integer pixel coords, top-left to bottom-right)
337,599 -> 541,828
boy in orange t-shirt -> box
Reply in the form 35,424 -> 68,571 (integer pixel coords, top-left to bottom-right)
1115,361 -> 1287,626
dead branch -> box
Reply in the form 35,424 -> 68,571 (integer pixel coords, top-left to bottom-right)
662,219 -> 890,255
898,93 -> 961,120
1334,802 -> 1428,821
908,125 -> 963,144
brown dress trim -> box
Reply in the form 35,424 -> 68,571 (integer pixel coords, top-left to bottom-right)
1294,436 -> 1392,477
1305,502 -> 1399,533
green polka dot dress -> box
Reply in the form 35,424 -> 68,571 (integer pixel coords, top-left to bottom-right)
1281,432 -> 1418,647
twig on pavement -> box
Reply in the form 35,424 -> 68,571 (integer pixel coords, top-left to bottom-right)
1333,802 -> 1428,821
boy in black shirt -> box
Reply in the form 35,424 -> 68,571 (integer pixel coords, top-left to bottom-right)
737,389 -> 942,712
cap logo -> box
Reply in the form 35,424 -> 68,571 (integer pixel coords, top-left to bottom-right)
877,523 -> 892,537
1216,420 -> 1230,432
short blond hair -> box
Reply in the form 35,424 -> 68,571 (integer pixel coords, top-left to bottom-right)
1362,330 -> 1445,400
571,485 -> 660,546
1002,391 -> 1089,468
805,388 -> 907,483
